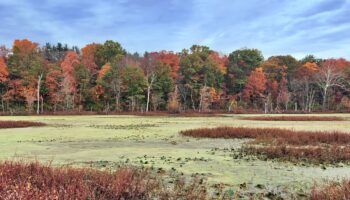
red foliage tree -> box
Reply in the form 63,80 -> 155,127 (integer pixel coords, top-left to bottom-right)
277,67 -> 290,110
154,51 -> 180,80
3,80 -> 23,106
242,67 -> 267,107
46,64 -> 63,112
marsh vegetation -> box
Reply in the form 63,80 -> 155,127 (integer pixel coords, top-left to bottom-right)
0,114 -> 349,199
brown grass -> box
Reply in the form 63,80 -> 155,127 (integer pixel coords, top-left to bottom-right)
181,127 -> 350,164
310,179 -> 350,200
0,161 -> 207,200
241,116 -> 345,121
0,121 -> 46,129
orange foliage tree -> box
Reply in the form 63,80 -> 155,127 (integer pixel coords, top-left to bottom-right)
208,52 -> 228,74
81,43 -> 99,74
0,57 -> 9,83
13,39 -> 38,55
94,63 -> 112,102
46,64 -> 64,112
0,57 -> 9,112
8,39 -> 45,113
60,51 -> 80,110
242,67 -> 267,108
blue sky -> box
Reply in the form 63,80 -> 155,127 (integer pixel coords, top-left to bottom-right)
0,0 -> 349,59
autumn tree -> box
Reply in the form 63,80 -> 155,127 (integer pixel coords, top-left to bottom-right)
46,64 -> 63,112
94,63 -> 112,111
75,63 -> 92,111
124,65 -> 146,112
0,57 -> 9,83
7,39 -> 46,113
136,52 -> 176,111
167,85 -> 181,112
151,55 -> 173,111
94,40 -> 126,67
242,67 -> 267,109
1,38 -> 350,114
315,59 -> 348,110
199,86 -> 216,112
155,51 -> 180,81
291,62 -> 319,112
277,68 -> 290,111
179,45 -> 224,111
81,43 -> 99,74
209,51 -> 228,75
141,52 -> 158,112
226,48 -> 264,96
0,57 -> 9,111
267,55 -> 299,80
60,51 -> 80,110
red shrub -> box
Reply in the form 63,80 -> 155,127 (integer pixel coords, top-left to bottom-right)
0,121 -> 46,128
0,161 -> 207,200
243,145 -> 350,164
181,127 -> 350,163
180,127 -> 350,146
242,116 -> 345,121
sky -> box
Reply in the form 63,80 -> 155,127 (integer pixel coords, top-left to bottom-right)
0,0 -> 349,59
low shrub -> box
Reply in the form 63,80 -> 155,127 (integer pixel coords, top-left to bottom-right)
310,179 -> 350,200
0,161 -> 207,200
243,145 -> 350,164
180,127 -> 350,146
181,127 -> 350,164
0,121 -> 46,129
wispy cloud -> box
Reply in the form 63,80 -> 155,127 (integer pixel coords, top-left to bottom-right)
0,0 -> 349,59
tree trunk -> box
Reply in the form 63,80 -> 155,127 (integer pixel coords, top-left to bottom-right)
190,90 -> 196,110
145,75 -> 155,112
115,94 -> 119,112
146,85 -> 151,112
1,97 -> 4,113
36,74 -> 43,115
322,87 -> 328,111
41,96 -> 44,113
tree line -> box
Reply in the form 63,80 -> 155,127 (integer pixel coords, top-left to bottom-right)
0,39 -> 349,114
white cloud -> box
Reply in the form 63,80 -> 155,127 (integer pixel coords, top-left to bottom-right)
0,0 -> 349,59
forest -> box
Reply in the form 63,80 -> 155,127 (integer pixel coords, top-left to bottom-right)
0,39 -> 349,114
